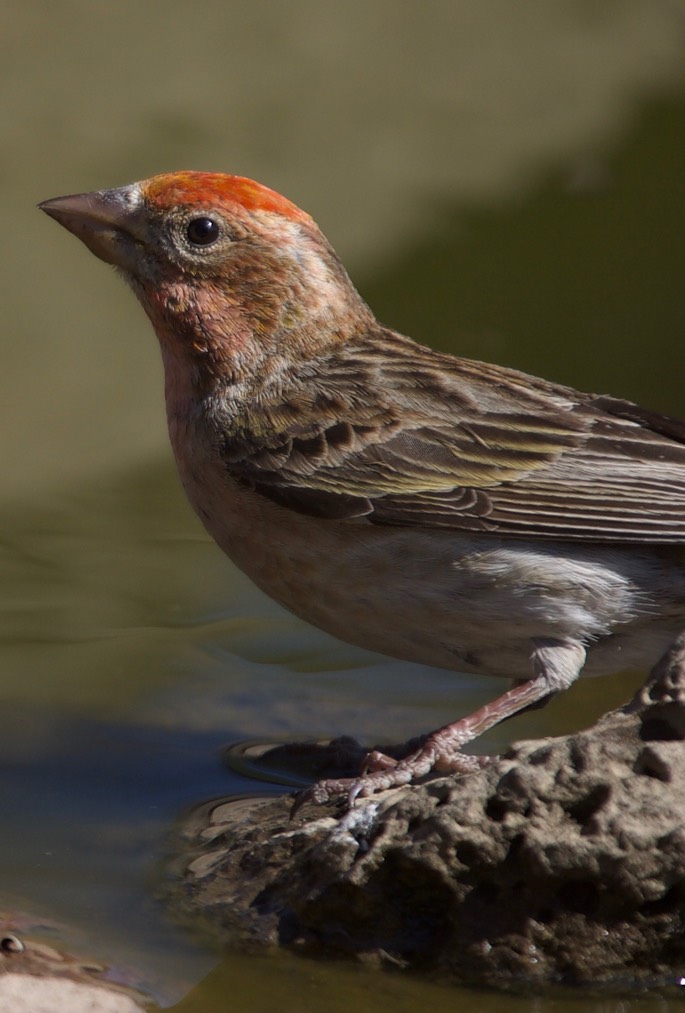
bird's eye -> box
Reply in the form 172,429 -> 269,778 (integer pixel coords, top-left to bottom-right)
186,217 -> 221,246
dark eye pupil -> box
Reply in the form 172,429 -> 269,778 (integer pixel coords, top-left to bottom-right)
186,217 -> 220,245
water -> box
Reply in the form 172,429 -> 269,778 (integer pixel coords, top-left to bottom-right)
3,1 -> 685,1008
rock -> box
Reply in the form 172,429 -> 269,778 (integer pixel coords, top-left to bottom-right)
165,634 -> 685,987
0,928 -> 152,1012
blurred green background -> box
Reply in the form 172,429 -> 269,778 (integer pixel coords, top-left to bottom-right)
2,2 -> 685,1010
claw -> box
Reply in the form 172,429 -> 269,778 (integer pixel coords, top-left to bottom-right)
360,749 -> 399,774
290,777 -> 355,817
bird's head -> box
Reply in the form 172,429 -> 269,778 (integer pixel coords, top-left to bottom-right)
40,172 -> 371,386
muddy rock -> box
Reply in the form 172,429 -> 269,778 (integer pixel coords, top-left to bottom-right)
0,924 -> 153,1012
166,635 -> 685,987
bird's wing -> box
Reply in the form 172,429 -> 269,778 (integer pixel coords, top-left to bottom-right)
220,336 -> 685,543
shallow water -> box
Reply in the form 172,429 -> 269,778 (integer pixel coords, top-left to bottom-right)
4,2 -> 685,1008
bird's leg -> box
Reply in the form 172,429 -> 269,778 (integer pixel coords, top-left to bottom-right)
292,638 -> 586,811
361,679 -> 547,775
359,637 -> 587,783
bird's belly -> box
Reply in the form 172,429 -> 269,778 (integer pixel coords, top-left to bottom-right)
176,455 -> 685,680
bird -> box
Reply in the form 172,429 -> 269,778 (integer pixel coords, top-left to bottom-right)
39,171 -> 685,806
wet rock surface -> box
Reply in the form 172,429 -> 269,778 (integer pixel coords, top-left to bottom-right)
0,919 -> 153,1012
166,636 -> 685,987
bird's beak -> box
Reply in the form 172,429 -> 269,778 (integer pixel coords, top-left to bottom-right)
38,184 -> 146,269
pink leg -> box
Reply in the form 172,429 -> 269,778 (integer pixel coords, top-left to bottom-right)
362,676 -> 551,772
291,638 -> 586,811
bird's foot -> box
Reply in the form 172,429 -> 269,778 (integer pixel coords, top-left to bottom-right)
290,732 -> 493,815
290,674 -> 565,815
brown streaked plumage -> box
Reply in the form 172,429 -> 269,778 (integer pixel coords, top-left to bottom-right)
39,172 -> 685,806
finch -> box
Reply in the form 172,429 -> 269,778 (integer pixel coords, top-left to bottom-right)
40,172 -> 685,804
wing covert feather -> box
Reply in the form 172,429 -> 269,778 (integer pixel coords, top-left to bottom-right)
220,333 -> 685,542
